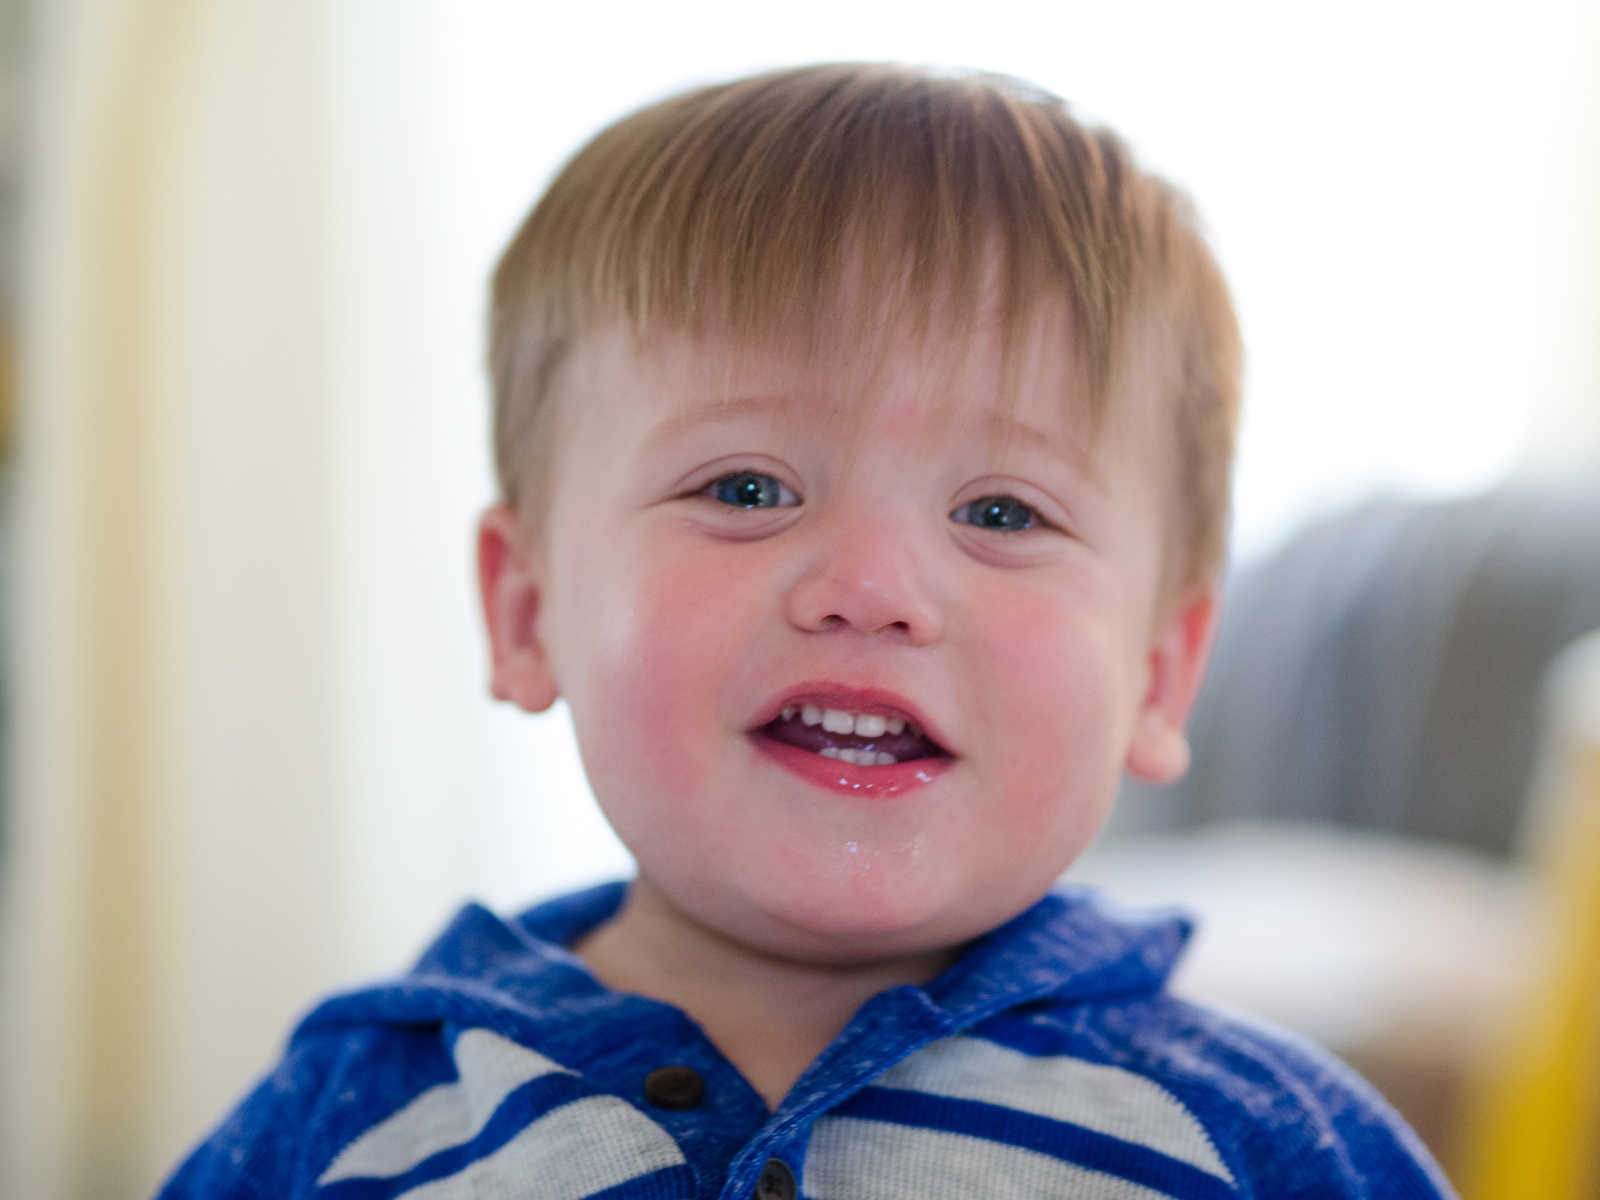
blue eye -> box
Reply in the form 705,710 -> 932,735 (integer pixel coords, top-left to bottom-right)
705,471 -> 798,509
951,495 -> 1039,532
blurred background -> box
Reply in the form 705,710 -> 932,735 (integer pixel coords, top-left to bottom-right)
1,1 -> 1596,1196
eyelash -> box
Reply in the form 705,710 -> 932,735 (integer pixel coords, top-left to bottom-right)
701,471 -> 800,509
702,471 -> 1049,535
949,495 -> 1044,533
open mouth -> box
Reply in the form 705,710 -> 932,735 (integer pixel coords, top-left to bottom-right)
756,702 -> 947,766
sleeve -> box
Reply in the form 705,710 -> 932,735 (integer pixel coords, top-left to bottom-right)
1212,1017 -> 1459,1199
154,1032 -> 347,1200
1105,995 -> 1459,1199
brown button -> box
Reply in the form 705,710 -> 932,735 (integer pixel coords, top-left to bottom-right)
643,1064 -> 705,1110
755,1158 -> 796,1200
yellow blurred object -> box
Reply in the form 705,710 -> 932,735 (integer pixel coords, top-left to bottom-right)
1459,636 -> 1600,1200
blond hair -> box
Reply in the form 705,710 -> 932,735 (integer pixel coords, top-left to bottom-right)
489,63 -> 1241,591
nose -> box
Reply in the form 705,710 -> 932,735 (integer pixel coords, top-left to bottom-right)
783,511 -> 945,646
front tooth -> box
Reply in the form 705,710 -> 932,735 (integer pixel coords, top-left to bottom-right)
802,704 -> 823,727
874,752 -> 897,766
821,708 -> 854,734
836,748 -> 862,765
818,746 -> 842,759
855,713 -> 887,738
885,717 -> 905,735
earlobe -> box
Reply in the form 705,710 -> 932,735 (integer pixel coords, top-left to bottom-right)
1124,587 -> 1220,785
477,504 -> 561,714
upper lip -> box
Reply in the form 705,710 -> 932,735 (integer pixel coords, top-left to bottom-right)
748,682 -> 955,754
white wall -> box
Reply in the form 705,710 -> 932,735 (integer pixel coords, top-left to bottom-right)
6,2 -> 353,1194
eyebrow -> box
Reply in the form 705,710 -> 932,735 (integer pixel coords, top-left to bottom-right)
642,392 -> 802,447
981,413 -> 1107,492
644,391 -> 1106,491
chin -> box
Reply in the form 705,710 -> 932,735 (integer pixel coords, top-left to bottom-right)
725,874 -> 1005,967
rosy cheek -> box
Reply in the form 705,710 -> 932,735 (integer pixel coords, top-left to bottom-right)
976,577 -> 1102,698
582,546 -> 742,774
975,579 -> 1125,784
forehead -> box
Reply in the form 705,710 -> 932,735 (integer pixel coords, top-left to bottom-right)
555,304 -> 1154,473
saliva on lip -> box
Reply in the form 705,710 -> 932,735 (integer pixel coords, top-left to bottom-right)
823,762 -> 941,794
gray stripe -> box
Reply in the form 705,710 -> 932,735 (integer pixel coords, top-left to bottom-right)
319,1028 -> 570,1184
397,1096 -> 687,1200
806,1118 -> 1180,1200
872,1036 -> 1232,1182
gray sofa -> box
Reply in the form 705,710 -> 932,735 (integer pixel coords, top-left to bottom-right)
1072,479 -> 1600,1184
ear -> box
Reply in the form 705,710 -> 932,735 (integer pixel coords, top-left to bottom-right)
477,504 -> 561,714
1124,585 -> 1220,784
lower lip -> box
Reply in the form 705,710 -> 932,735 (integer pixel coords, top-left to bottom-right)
752,735 -> 952,796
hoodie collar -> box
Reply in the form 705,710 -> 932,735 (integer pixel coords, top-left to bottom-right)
300,881 -> 1191,1046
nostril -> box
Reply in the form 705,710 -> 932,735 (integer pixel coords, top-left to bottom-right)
785,567 -> 942,644
817,614 -> 911,635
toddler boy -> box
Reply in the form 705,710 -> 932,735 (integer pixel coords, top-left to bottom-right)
163,64 -> 1455,1198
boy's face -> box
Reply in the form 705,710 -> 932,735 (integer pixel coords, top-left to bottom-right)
480,307 -> 1216,966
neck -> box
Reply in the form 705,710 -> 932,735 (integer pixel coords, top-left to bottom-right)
572,879 -> 957,1111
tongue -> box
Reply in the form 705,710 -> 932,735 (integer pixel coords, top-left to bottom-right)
761,715 -> 942,760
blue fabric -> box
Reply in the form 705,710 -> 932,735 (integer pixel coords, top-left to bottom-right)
158,883 -> 1456,1198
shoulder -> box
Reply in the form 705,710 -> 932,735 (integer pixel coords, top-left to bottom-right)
972,992 -> 1456,1198
156,891 -> 635,1198
157,1019 -> 462,1198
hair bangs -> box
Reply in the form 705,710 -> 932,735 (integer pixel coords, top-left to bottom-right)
490,63 -> 1241,592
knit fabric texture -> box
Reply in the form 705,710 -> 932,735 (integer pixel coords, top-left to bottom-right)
158,882 -> 1456,1198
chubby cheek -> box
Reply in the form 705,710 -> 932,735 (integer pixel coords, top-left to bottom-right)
560,539 -> 753,841
967,579 -> 1133,869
